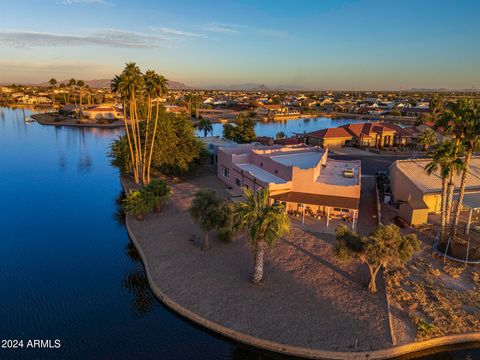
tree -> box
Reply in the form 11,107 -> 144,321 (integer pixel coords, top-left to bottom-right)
276,131 -> 286,139
77,80 -> 85,111
449,100 -> 480,238
223,113 -> 256,143
429,95 -> 444,116
425,141 -> 462,241
436,99 -> 471,226
335,224 -> 419,293
189,189 -> 223,251
68,78 -> 76,104
143,179 -> 171,212
198,118 -> 213,137
417,128 -> 437,150
143,69 -> 168,183
123,189 -> 153,221
233,188 -> 290,283
49,78 -> 57,105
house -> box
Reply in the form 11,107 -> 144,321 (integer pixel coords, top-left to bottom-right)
339,122 -> 414,147
390,157 -> 480,225
304,122 -> 415,149
303,127 -> 353,149
82,105 -> 123,120
217,145 -> 361,226
165,105 -> 188,114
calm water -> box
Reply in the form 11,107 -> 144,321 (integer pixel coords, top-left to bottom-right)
200,117 -> 369,138
0,107 -> 478,360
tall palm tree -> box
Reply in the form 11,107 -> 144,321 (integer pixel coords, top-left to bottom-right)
68,78 -> 76,104
233,188 -> 290,283
436,99 -> 471,226
198,119 -> 213,137
450,100 -> 480,238
76,80 -> 85,117
49,78 -> 57,106
417,128 -> 437,150
112,63 -> 144,184
143,70 -> 168,183
425,141 -> 461,240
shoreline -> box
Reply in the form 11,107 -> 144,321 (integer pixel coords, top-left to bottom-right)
31,112 -> 125,129
120,175 -> 480,360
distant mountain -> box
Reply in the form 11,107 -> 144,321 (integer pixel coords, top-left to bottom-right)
35,79 -> 191,89
201,83 -> 305,91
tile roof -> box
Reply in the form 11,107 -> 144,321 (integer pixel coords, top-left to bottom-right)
305,127 -> 352,139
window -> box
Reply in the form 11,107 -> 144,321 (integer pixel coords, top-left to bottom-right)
235,178 -> 241,187
244,184 -> 250,189
275,169 -> 278,174
260,162 -> 263,167
221,166 -> 230,178
333,208 -> 349,213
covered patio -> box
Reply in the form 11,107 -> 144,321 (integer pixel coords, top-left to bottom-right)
271,191 -> 360,230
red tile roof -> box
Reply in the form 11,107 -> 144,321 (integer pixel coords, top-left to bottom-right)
305,127 -> 353,139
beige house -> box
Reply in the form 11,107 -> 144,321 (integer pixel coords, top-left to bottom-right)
389,158 -> 480,225
82,105 -> 123,120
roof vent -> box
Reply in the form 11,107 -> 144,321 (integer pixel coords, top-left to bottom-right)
343,168 -> 355,178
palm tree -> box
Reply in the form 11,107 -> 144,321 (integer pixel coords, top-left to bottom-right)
425,141 -> 462,241
417,128 -> 437,150
436,99 -> 472,226
450,100 -> 480,238
77,80 -> 85,113
112,63 -> 144,184
189,189 -> 223,251
68,78 -> 76,104
144,70 -> 168,184
429,95 -> 444,117
198,119 -> 213,137
49,78 -> 57,105
233,188 -> 290,283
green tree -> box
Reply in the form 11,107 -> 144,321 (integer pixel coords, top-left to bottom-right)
449,100 -> 480,238
417,128 -> 437,150
429,95 -> 444,116
123,189 -> 153,221
276,131 -> 286,139
425,141 -> 462,241
436,99 -> 469,226
335,224 -> 419,293
223,113 -> 256,143
77,80 -> 85,112
218,201 -> 235,242
189,189 -> 223,251
198,118 -> 213,137
68,78 -> 76,104
233,188 -> 290,283
49,78 -> 57,105
144,179 -> 171,212
109,135 -> 133,174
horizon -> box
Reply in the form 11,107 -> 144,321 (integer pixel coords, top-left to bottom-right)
1,0 -> 479,90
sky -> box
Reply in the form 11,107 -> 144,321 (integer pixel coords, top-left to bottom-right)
0,0 -> 479,90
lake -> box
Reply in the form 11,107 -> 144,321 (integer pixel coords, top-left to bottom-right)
0,106 -> 477,359
200,116 -> 372,138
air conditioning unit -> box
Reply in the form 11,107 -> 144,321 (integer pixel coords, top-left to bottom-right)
343,168 -> 354,178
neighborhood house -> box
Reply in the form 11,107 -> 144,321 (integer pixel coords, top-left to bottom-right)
217,144 -> 361,227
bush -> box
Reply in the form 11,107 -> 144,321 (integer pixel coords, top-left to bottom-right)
143,179 -> 171,212
122,189 -> 153,220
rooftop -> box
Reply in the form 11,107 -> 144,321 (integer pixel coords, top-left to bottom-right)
271,151 -> 323,169
317,159 -> 361,186
393,157 -> 480,194
236,163 -> 287,184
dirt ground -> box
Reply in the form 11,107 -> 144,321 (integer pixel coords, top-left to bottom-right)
386,231 -> 480,345
126,173 -> 393,352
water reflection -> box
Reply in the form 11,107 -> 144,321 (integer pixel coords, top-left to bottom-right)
122,243 -> 156,316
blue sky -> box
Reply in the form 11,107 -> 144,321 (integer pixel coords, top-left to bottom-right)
0,0 -> 479,89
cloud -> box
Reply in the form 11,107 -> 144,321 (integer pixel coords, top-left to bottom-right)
0,29 -> 167,49
204,24 -> 241,34
61,0 -> 111,5
151,27 -> 207,38
0,60 -> 112,75
203,23 -> 289,39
